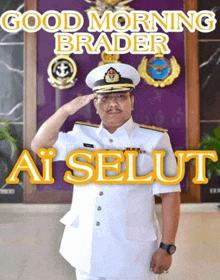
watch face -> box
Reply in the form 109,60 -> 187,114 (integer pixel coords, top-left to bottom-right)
169,245 -> 176,254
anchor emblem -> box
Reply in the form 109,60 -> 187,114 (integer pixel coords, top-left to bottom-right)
56,63 -> 70,78
47,55 -> 77,89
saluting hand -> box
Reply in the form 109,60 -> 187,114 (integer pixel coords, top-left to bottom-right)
62,93 -> 97,116
150,248 -> 172,274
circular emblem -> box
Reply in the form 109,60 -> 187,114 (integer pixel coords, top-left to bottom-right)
47,55 -> 77,89
148,57 -> 171,81
138,53 -> 181,88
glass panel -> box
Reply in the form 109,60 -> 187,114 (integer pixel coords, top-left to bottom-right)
199,42 -> 220,120
0,45 -> 23,122
0,0 -> 24,202
0,0 -> 24,43
198,0 -> 220,40
200,122 -> 220,137
198,0 -> 220,201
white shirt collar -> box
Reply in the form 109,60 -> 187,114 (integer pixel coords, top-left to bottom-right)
96,117 -> 134,137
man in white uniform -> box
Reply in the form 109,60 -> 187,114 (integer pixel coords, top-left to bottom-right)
31,63 -> 181,280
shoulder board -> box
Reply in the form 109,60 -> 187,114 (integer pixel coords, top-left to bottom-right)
140,124 -> 168,133
75,121 -> 99,128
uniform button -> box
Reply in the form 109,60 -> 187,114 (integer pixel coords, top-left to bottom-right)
99,191 -> 104,196
97,206 -> 102,211
96,221 -> 100,226
109,138 -> 113,143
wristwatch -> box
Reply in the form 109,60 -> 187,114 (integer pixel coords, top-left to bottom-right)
160,242 -> 176,255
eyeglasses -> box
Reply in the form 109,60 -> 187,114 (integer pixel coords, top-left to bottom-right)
96,93 -> 131,103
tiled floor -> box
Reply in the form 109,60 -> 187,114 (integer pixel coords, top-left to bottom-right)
0,204 -> 219,280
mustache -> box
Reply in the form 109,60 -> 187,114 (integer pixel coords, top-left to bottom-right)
107,108 -> 122,113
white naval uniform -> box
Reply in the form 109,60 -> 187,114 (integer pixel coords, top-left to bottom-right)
53,117 -> 181,279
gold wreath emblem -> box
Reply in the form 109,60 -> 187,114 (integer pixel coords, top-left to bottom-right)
47,55 -> 77,90
104,68 -> 120,83
98,51 -> 120,66
85,0 -> 134,18
138,56 -> 181,88
100,0 -> 121,5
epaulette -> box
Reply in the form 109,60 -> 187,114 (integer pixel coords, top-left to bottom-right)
140,124 -> 168,133
75,121 -> 99,128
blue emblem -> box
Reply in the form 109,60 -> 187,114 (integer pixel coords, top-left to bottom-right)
148,58 -> 171,81
138,52 -> 181,87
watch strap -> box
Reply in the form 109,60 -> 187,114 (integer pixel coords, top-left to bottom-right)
160,242 -> 176,255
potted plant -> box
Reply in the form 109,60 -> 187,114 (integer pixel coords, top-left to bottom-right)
200,126 -> 220,179
0,119 -> 19,186
200,125 -> 220,202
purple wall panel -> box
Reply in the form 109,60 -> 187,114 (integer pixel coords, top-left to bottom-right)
37,0 -> 186,191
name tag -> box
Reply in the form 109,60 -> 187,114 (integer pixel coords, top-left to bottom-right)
83,143 -> 94,148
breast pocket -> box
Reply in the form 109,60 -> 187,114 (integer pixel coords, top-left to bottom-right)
125,190 -> 158,242
136,153 -> 153,176
60,211 -> 80,228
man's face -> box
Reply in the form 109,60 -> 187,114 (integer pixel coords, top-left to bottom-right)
94,91 -> 134,132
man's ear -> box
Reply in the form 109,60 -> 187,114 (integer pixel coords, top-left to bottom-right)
131,95 -> 134,109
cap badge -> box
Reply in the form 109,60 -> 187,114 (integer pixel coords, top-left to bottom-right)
104,67 -> 120,83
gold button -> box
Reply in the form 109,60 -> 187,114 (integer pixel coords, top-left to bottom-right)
96,221 -> 100,226
99,191 -> 103,196
109,138 -> 113,143
97,206 -> 102,211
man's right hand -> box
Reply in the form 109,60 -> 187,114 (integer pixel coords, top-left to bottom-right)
31,93 -> 97,153
62,93 -> 97,116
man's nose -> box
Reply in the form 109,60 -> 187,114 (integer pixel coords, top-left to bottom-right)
108,96 -> 119,106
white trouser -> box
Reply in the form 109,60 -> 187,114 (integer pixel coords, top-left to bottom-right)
76,269 -> 159,280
